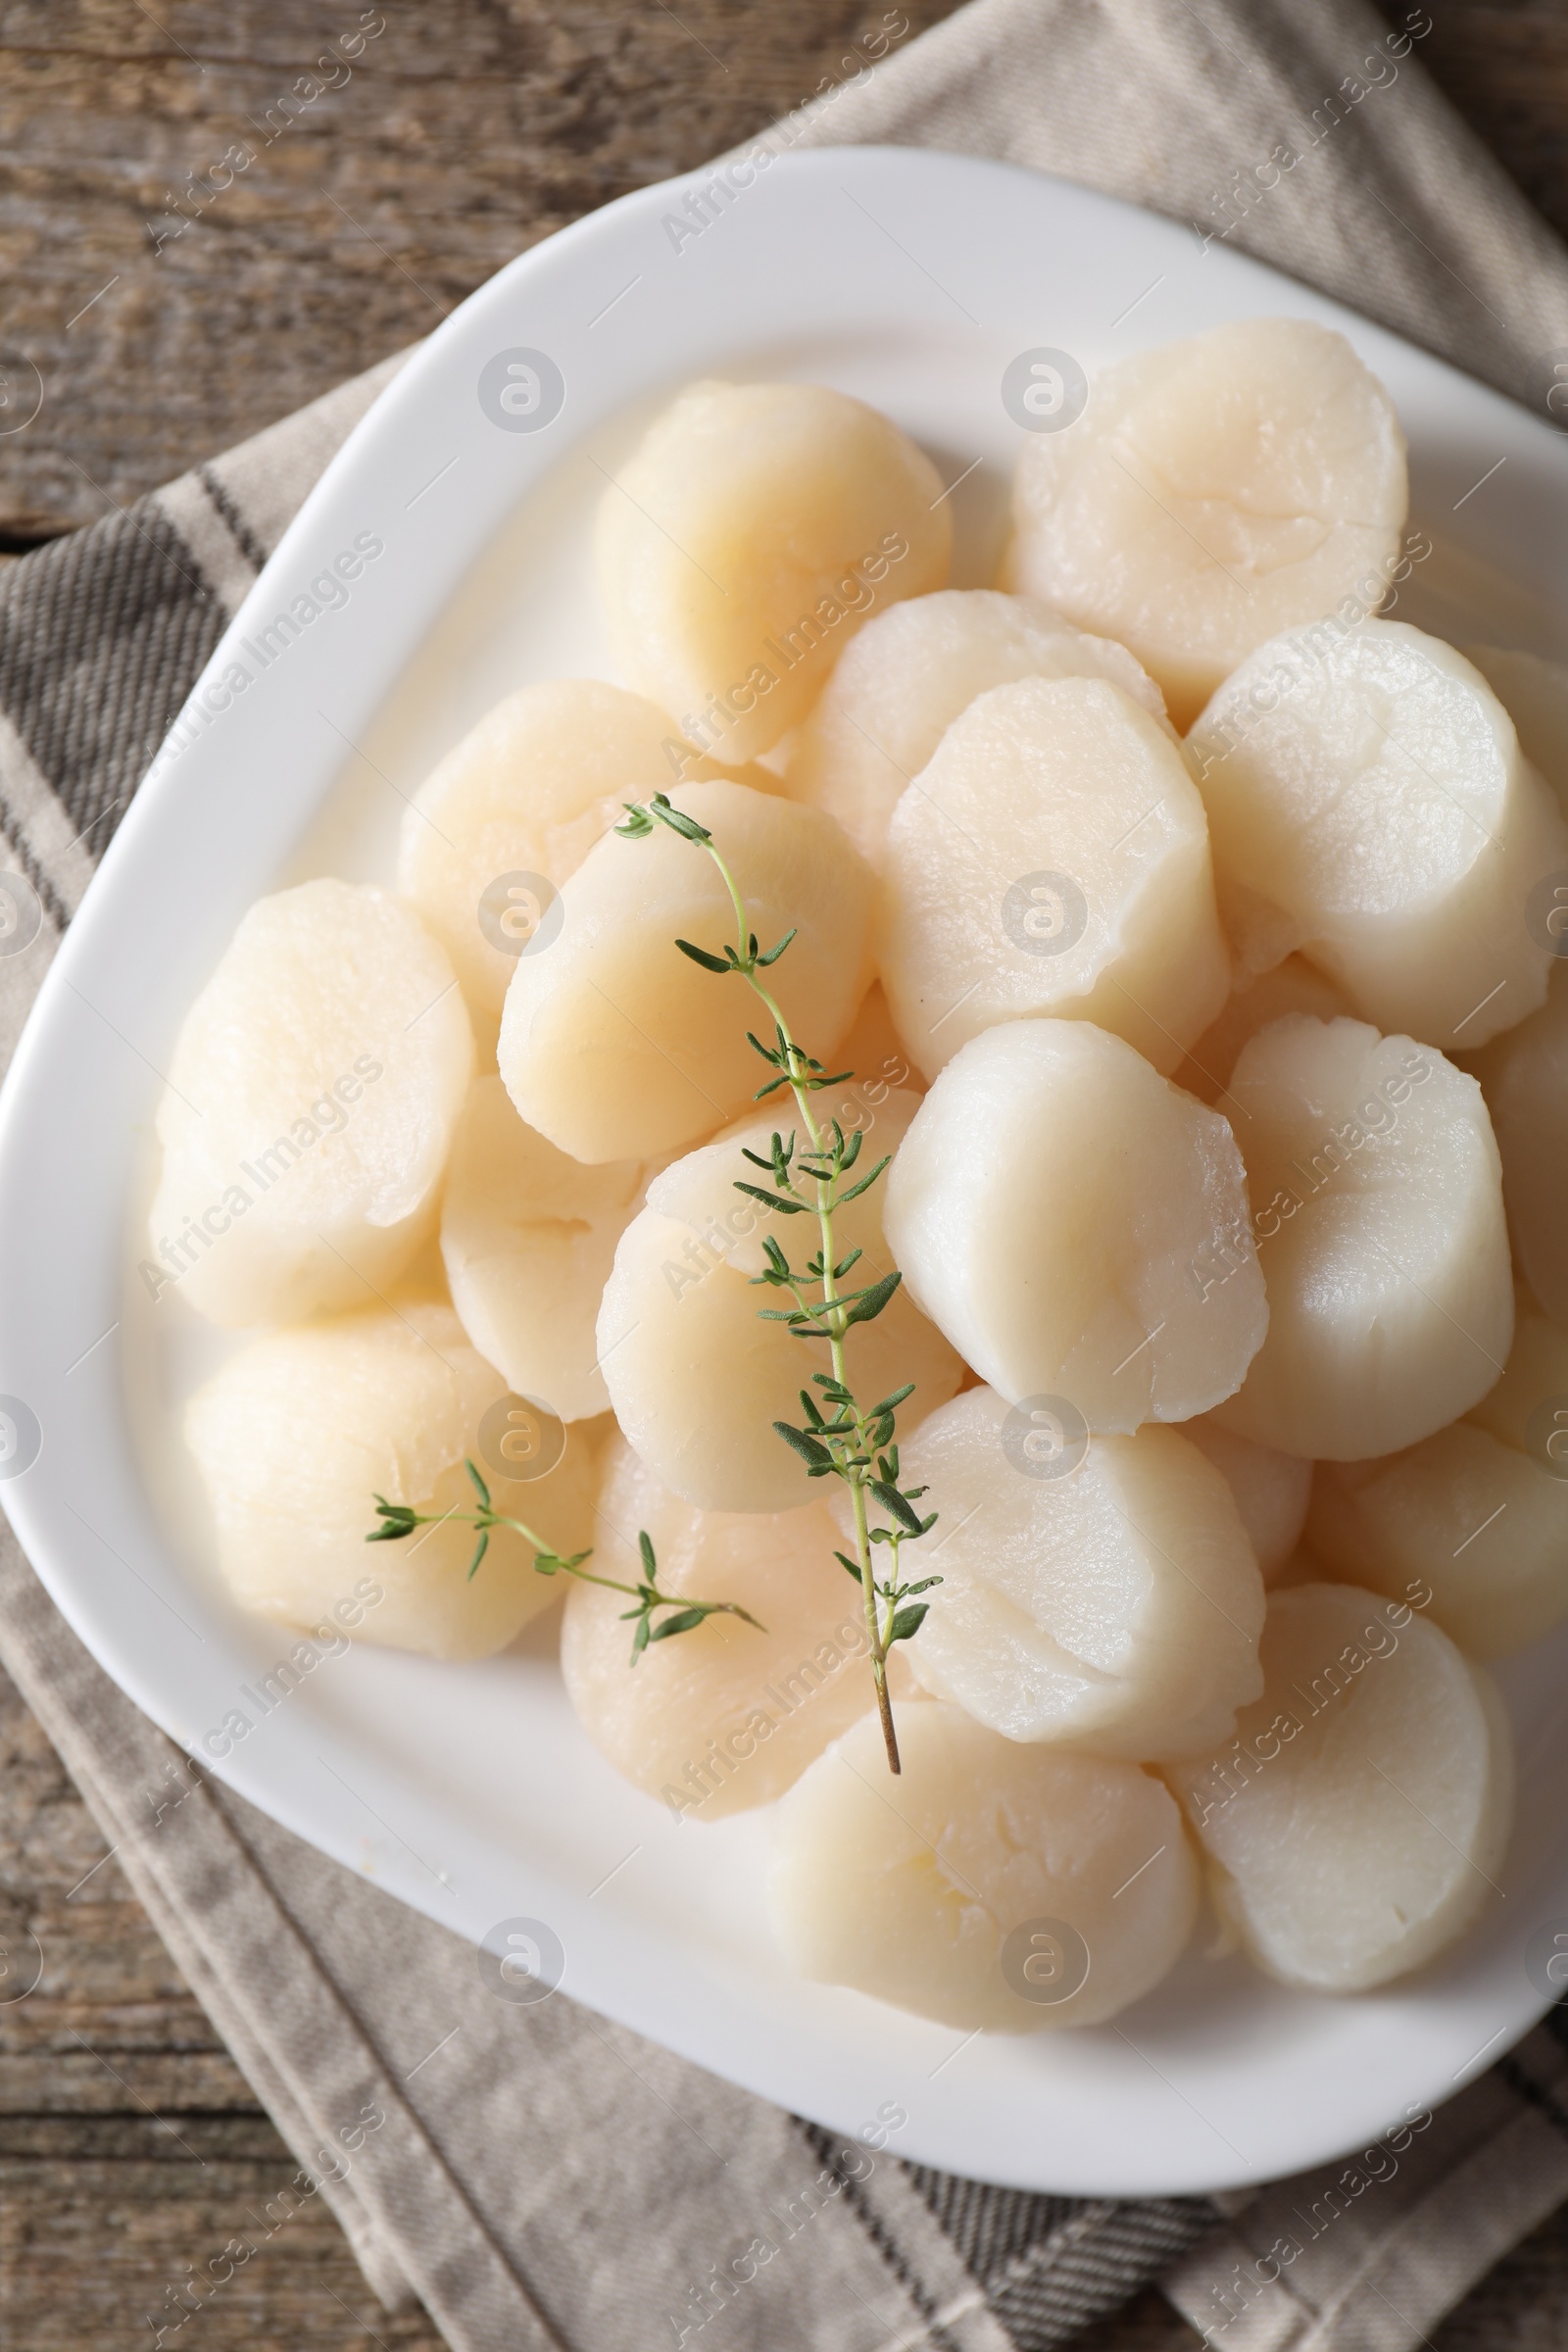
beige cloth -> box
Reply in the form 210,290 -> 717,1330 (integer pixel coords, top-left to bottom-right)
5,4 -> 1568,2348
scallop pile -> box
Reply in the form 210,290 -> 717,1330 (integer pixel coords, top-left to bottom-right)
154,321 -> 1568,2034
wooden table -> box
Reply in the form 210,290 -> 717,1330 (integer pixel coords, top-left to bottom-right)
0,0 -> 963,544
6,3 -> 1568,2344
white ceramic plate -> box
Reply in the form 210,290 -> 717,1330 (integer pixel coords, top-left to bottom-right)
3,148 -> 1568,2199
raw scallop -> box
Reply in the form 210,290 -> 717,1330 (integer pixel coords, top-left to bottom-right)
562,1434 -> 904,1817
398,679 -> 760,1037
1008,318 -> 1407,727
1209,1015 -> 1512,1459
1190,621 -> 1568,1049
498,779 -> 873,1163
1466,974 -> 1568,1332
440,1075 -> 649,1421
1458,645 -> 1568,1323
1307,1294 -> 1568,1656
596,379 -> 950,760
784,589 -> 1170,866
184,1303 -> 594,1659
1184,1415 -> 1311,1582
771,1700 -> 1198,2031
1171,955 -> 1349,1105
883,1019 -> 1267,1431
880,675 -> 1230,1080
147,880 -> 472,1326
599,1087 -> 961,1512
1166,1583 -> 1512,1991
890,1387 -> 1264,1757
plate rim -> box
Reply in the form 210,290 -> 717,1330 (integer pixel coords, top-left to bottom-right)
1,141 -> 1564,2197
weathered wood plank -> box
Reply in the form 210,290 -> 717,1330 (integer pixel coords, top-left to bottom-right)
1,1660 -> 448,2346
0,2159 -> 446,2350
0,0 -> 959,538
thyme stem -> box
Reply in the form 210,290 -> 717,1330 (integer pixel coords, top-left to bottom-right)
703,839 -> 903,1772
368,1461 -> 763,1665
617,791 -> 940,1776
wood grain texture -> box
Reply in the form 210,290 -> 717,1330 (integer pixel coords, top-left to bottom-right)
0,0 -> 959,540
7,3 -> 1568,2346
0,1661 -> 445,2349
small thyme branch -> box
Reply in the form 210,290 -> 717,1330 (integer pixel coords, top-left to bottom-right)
367,1458 -> 764,1665
616,791 -> 939,1772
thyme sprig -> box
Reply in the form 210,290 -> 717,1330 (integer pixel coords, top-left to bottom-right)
368,1459 -> 763,1665
615,791 -> 938,1774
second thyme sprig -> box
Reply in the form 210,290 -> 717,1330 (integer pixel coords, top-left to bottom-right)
615,791 -> 938,1775
368,1458 -> 764,1664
